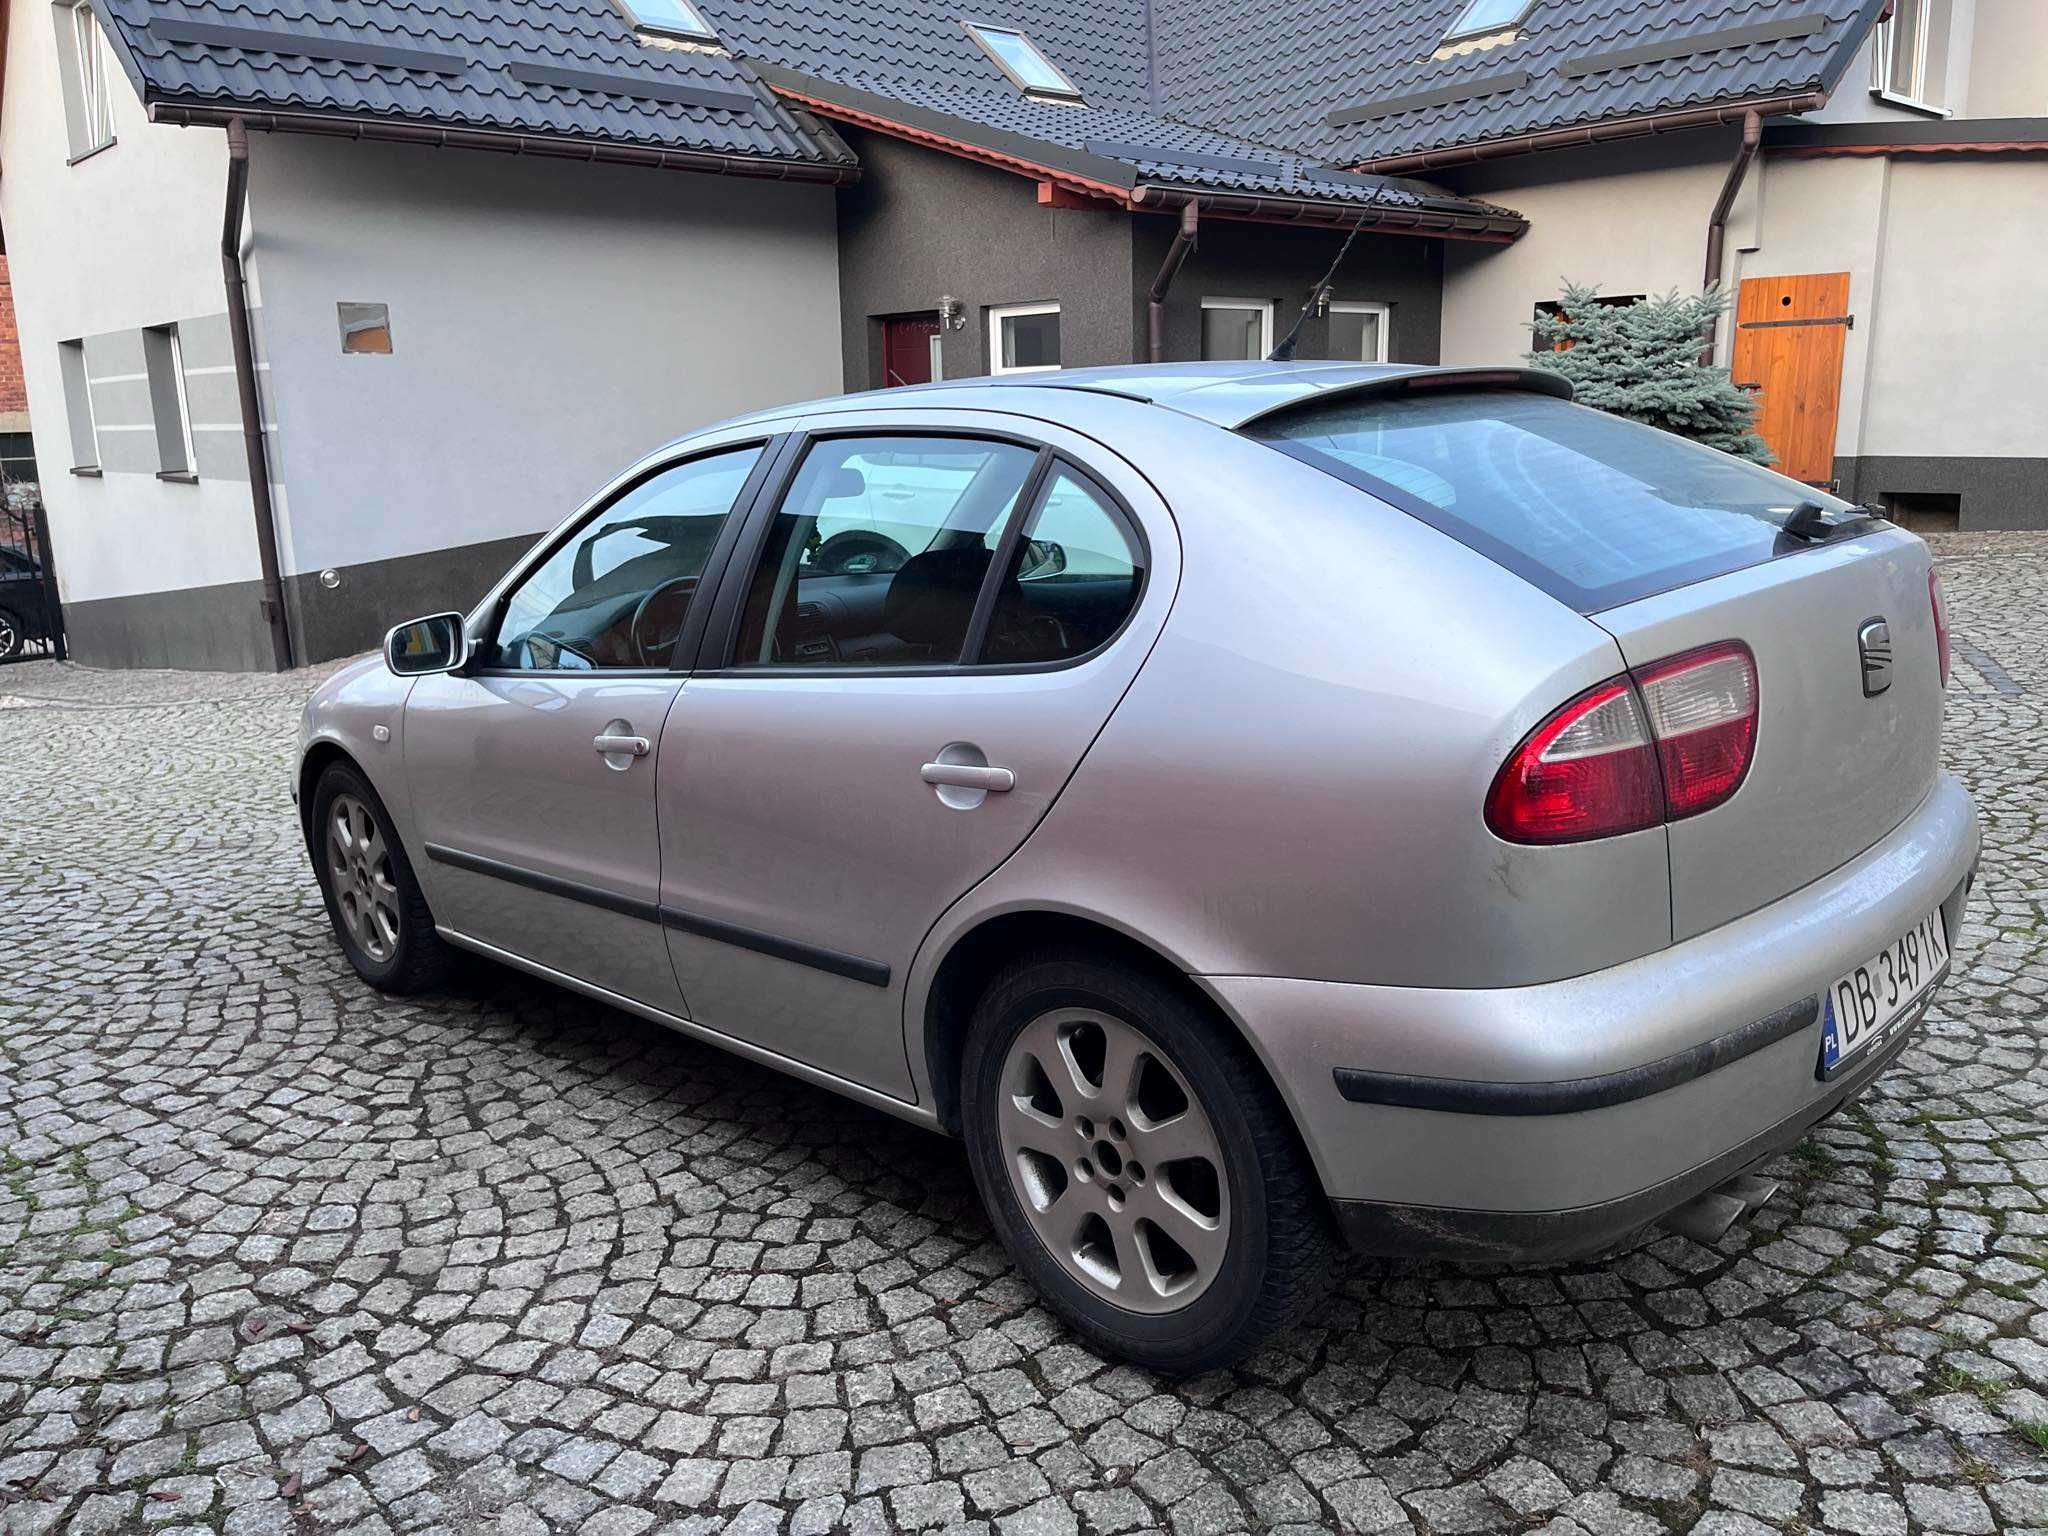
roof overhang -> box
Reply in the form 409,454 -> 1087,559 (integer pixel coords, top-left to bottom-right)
757,65 -> 1526,241
1765,115 -> 2048,159
1348,89 -> 1829,176
148,99 -> 862,183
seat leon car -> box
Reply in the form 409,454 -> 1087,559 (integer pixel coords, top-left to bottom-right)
297,362 -> 1977,1371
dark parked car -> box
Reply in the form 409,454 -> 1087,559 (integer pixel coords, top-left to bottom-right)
0,543 -> 54,660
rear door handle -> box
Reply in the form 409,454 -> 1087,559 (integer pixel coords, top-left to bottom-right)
594,733 -> 650,757
920,761 -> 1015,793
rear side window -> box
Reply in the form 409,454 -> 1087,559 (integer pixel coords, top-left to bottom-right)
1249,390 -> 1860,612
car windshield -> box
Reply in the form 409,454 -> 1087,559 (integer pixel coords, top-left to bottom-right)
1248,388 -> 1862,612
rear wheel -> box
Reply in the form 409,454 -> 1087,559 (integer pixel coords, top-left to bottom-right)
310,762 -> 447,994
961,953 -> 1335,1372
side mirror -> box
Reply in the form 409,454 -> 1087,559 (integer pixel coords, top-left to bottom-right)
384,612 -> 470,676
1019,539 -> 1067,580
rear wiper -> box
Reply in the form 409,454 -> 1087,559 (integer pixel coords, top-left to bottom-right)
1780,500 -> 1883,544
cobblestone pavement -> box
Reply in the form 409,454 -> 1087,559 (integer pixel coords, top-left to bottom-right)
3,535 -> 2046,1536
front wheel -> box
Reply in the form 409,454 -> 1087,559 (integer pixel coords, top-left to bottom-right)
961,953 -> 1335,1372
0,606 -> 22,660
309,763 -> 447,994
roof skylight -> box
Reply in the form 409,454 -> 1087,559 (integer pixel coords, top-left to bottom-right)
1443,0 -> 1534,41
964,23 -> 1081,100
617,0 -> 718,43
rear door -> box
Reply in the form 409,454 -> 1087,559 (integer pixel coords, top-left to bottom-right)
1732,273 -> 1851,487
1594,527 -> 1942,940
656,409 -> 1175,1101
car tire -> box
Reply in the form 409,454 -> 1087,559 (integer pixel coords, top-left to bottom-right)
309,761 -> 448,995
0,606 -> 22,660
961,951 -> 1336,1373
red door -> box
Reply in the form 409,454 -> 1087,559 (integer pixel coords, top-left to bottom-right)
881,315 -> 942,387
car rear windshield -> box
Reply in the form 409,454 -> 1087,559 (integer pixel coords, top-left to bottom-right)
1247,388 -> 1860,613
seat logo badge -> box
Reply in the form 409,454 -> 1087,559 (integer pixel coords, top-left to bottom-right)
1858,617 -> 1892,697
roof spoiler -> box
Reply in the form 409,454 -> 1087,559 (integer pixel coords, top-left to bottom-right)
1215,366 -> 1574,432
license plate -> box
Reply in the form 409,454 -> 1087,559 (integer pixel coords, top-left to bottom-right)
1819,908 -> 1950,1078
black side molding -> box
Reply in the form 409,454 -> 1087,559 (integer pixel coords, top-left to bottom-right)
658,907 -> 890,988
422,843 -> 890,988
424,843 -> 661,924
1333,994 -> 1819,1116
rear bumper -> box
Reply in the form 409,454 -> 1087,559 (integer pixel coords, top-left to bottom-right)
1199,771 -> 1979,1260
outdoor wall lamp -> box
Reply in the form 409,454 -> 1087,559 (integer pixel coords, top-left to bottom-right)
937,295 -> 967,330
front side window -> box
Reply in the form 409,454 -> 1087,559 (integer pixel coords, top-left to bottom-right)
1327,301 -> 1389,363
733,436 -> 1038,667
1200,299 -> 1273,362
989,303 -> 1060,373
1251,388 -> 1859,613
487,446 -> 762,670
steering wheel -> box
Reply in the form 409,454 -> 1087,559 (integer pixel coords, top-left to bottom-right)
630,576 -> 699,667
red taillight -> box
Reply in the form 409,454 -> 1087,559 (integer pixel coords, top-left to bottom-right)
1487,641 -> 1758,844
1484,679 -> 1662,844
1928,567 -> 1951,688
1635,642 -> 1758,820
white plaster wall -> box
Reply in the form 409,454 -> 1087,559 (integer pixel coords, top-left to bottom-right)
0,11 -> 265,605
1438,142 -> 1729,367
245,134 -> 845,578
1966,0 -> 2048,117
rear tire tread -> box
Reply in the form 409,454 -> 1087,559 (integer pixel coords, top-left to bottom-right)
311,762 -> 448,996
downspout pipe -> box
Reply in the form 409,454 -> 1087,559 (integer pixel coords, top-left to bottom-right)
1701,110 -> 1763,364
221,117 -> 293,672
1145,199 -> 1199,363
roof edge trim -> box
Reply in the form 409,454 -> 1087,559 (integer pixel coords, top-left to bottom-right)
1350,89 -> 1828,174
147,100 -> 862,183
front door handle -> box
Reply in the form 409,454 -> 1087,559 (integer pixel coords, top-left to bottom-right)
920,761 -> 1015,793
594,733 -> 650,757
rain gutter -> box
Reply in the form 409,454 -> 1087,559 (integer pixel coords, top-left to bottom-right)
1145,200 -> 1199,363
221,117 -> 293,673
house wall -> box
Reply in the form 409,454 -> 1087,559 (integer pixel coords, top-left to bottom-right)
1436,130 -> 1740,367
832,127 -> 1142,388
833,126 -> 1450,388
1131,215 -> 1446,367
1805,0 -> 1978,122
1741,152 -> 2048,529
1966,0 -> 2048,116
243,134 -> 845,664
0,5 -> 278,668
0,256 -> 29,433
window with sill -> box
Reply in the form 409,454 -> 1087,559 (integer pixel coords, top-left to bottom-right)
1871,0 -> 1951,114
142,324 -> 197,480
54,1 -> 115,159
57,339 -> 98,471
989,302 -> 1061,373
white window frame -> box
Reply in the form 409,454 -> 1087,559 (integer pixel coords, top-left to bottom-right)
962,22 -> 1082,101
987,301 -> 1061,374
613,0 -> 717,43
70,2 -> 115,156
1328,300 -> 1391,363
1869,0 -> 1951,116
166,326 -> 197,476
1200,297 -> 1275,361
1443,0 -> 1536,42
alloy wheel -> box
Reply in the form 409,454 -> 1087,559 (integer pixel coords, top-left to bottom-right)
996,1007 -> 1231,1314
327,793 -> 401,963
0,614 -> 18,659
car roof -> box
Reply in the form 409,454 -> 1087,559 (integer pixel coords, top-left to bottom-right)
710,361 -> 1570,438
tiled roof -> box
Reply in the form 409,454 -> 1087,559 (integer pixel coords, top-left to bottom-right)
769,71 -> 1524,222
1151,0 -> 1888,166
93,0 -> 857,171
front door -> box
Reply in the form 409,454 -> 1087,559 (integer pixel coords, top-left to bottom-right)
881,314 -> 943,388
656,417 -> 1170,1101
403,443 -> 768,1013
1732,272 -> 1852,487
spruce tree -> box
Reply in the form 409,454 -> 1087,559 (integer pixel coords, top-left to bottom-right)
1526,283 -> 1772,464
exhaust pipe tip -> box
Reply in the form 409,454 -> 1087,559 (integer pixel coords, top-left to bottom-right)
1658,1174 -> 1780,1245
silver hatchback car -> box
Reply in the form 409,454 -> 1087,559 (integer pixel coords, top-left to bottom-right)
298,362 -> 1977,1371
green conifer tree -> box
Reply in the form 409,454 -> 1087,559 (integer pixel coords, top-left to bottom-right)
1526,283 -> 1772,464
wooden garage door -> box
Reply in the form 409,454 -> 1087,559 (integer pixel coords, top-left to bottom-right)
1732,273 -> 1851,487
